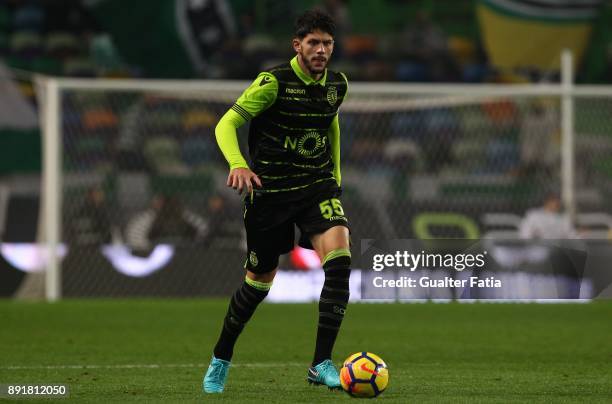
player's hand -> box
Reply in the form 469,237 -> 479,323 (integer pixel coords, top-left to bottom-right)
227,168 -> 262,195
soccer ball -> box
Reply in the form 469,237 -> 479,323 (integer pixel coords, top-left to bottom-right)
339,352 -> 389,398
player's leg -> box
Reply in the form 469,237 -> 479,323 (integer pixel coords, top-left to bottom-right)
310,225 -> 351,368
297,191 -> 351,389
204,195 -> 292,393
311,225 -> 350,359
203,264 -> 278,394
212,268 -> 277,362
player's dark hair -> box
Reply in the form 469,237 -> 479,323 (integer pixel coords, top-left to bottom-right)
294,10 -> 336,39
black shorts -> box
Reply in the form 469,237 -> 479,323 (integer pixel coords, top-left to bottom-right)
243,181 -> 349,274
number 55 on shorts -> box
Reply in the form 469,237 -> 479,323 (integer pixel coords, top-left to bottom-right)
319,198 -> 345,221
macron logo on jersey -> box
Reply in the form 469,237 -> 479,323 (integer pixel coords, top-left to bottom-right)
285,87 -> 306,95
260,76 -> 272,86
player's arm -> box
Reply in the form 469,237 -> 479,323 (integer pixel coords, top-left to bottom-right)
328,114 -> 341,186
215,72 -> 278,194
329,72 -> 349,187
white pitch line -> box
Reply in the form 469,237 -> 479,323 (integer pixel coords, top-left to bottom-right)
1,363 -> 305,371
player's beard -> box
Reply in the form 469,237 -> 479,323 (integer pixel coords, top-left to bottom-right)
303,55 -> 327,75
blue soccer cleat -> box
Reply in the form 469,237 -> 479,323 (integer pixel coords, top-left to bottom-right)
307,359 -> 341,390
203,356 -> 231,393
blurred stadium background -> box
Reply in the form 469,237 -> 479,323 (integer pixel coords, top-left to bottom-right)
1,0 -> 612,300
2,1 -> 612,402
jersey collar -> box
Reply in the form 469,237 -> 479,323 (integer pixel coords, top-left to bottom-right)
291,56 -> 327,86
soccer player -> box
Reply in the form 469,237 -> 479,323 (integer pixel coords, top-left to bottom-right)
203,10 -> 351,393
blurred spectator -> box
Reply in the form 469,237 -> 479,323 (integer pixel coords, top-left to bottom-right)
68,187 -> 116,246
519,193 -> 585,297
519,193 -> 578,239
186,0 -> 239,77
201,194 -> 242,249
518,101 -> 559,179
125,194 -> 207,251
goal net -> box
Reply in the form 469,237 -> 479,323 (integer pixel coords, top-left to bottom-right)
32,78 -> 612,299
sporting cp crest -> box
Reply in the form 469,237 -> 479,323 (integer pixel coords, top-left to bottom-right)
249,251 -> 258,267
327,86 -> 337,106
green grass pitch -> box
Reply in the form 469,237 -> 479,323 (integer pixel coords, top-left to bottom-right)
1,300 -> 611,403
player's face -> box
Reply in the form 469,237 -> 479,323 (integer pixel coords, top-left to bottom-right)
293,30 -> 334,76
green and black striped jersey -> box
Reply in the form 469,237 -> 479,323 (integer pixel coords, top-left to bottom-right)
231,56 -> 348,195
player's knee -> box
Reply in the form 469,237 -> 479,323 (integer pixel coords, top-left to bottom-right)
322,249 -> 351,291
322,248 -> 351,272
320,249 -> 351,311
246,269 -> 276,284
